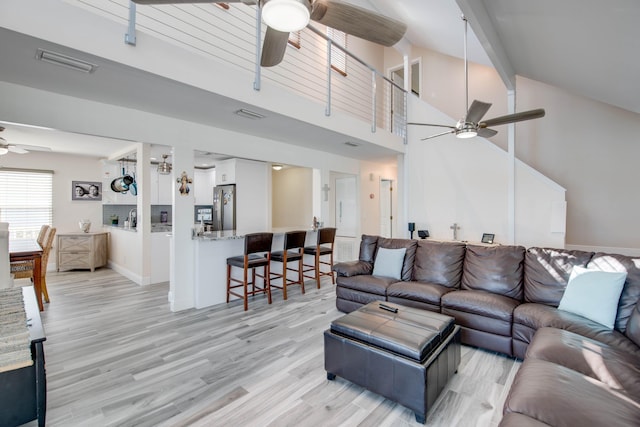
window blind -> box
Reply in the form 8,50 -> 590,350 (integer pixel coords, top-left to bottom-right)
327,27 -> 347,76
0,169 -> 53,240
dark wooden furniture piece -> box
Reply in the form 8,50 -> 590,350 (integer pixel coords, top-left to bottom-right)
324,301 -> 461,424
9,239 -> 44,311
303,227 -> 336,289
0,286 -> 47,427
226,232 -> 274,311
269,230 -> 307,300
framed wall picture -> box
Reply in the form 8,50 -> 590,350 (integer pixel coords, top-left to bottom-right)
481,233 -> 495,244
72,181 -> 102,201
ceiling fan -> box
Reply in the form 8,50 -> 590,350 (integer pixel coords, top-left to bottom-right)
408,16 -> 545,141
131,0 -> 407,67
0,126 -> 53,156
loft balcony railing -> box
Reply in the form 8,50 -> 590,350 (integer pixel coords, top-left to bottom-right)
69,0 -> 407,141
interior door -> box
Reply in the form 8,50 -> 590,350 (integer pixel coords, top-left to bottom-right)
380,179 -> 393,238
335,176 -> 356,237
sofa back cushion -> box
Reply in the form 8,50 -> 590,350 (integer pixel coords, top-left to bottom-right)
624,303 -> 640,347
461,244 -> 526,300
413,240 -> 466,288
376,238 -> 418,281
359,235 -> 378,263
524,247 -> 594,306
588,252 -> 640,333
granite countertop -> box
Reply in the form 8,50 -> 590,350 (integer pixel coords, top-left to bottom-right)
104,224 -> 172,233
193,226 -> 317,241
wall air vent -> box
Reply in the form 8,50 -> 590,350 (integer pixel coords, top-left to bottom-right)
36,49 -> 97,73
235,109 -> 265,120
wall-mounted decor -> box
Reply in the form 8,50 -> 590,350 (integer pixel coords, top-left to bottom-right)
177,171 -> 192,196
72,181 -> 102,201
481,233 -> 495,244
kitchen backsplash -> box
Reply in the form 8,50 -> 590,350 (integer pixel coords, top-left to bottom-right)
103,205 -> 172,225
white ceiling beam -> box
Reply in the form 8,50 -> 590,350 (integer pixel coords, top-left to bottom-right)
456,0 -> 516,90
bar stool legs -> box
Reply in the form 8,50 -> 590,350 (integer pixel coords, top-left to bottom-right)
270,230 -> 307,300
303,227 -> 337,289
226,232 -> 273,311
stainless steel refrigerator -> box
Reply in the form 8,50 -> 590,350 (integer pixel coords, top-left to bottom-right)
212,184 -> 236,230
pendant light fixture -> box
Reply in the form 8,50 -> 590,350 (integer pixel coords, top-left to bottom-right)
157,154 -> 172,175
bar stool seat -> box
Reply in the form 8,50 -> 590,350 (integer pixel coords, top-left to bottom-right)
303,227 -> 337,289
226,232 -> 273,311
270,230 -> 307,300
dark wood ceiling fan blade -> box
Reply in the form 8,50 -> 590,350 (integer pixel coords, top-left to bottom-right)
480,108 -> 546,128
465,100 -> 492,123
477,128 -> 498,138
421,130 -> 455,141
260,26 -> 290,67
407,122 -> 457,130
311,0 -> 406,47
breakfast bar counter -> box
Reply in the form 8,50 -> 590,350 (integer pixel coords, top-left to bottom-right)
193,227 -> 317,308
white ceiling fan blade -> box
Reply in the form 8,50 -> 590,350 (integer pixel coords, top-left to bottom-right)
10,144 -> 52,153
8,145 -> 29,154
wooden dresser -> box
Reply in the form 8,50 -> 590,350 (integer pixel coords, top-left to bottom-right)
56,231 -> 109,272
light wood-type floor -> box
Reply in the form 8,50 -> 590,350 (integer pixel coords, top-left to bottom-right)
18,269 -> 520,427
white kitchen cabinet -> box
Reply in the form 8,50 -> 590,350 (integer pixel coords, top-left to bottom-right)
214,159 -> 236,184
194,169 -> 215,205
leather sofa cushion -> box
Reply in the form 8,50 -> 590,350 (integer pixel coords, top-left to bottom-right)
503,358 -> 640,427
526,327 -> 640,399
376,238 -> 418,282
498,412 -> 552,427
461,244 -> 525,300
387,281 -> 454,307
441,290 -> 519,323
626,303 -> 640,347
588,252 -> 640,333
359,234 -> 378,263
513,303 -> 640,355
524,247 -> 593,305
336,275 -> 395,296
333,260 -> 373,277
412,240 -> 465,288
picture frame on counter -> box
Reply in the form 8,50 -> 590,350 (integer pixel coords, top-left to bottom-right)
72,181 -> 102,201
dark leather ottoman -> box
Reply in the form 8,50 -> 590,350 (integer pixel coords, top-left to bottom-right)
324,301 -> 461,423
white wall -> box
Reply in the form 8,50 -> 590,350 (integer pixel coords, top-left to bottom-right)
406,95 -> 565,248
0,150 -> 104,270
272,167 -> 313,228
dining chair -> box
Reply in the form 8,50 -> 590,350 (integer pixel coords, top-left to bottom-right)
269,230 -> 307,300
226,232 -> 274,311
11,226 -> 56,303
303,227 -> 337,289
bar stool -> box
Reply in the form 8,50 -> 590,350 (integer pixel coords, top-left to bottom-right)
303,227 -> 337,289
269,230 -> 307,300
226,232 -> 274,311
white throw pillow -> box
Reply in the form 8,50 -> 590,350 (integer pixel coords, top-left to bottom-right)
558,266 -> 627,329
372,247 -> 407,280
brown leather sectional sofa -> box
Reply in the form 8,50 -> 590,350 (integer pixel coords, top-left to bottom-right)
332,235 -> 640,426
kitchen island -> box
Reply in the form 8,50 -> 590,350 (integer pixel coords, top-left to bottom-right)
193,227 -> 317,308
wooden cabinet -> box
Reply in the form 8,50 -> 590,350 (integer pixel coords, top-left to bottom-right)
56,232 -> 109,272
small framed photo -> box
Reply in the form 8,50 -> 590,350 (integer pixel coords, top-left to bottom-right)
72,181 -> 102,201
481,233 -> 495,244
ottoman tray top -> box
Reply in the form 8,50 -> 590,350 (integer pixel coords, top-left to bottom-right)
330,301 -> 455,362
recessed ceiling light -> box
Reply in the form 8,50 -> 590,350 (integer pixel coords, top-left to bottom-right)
272,164 -> 283,171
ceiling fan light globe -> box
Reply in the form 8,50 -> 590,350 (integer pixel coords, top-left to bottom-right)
455,129 -> 477,139
262,0 -> 310,32
0,146 -> 8,155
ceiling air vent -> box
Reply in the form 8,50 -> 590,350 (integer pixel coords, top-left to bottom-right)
36,49 -> 97,73
344,141 -> 360,147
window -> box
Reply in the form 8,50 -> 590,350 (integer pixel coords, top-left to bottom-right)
0,169 -> 53,240
327,27 -> 347,76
